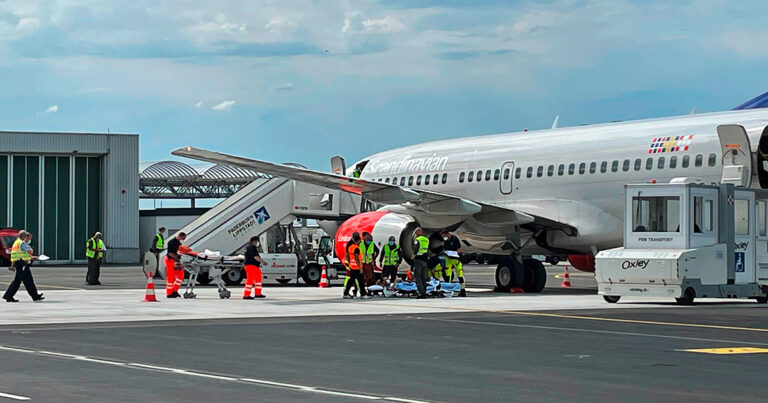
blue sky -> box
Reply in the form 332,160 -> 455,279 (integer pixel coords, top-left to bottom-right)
1,0 -> 768,171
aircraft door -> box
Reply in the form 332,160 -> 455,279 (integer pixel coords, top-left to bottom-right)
734,192 -> 755,284
500,162 -> 514,194
717,124 -> 752,187
756,199 -> 768,285
756,127 -> 768,188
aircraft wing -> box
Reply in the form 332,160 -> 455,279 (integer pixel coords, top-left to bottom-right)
172,146 -> 569,229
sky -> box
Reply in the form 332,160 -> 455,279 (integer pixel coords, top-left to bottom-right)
2,0 -> 768,172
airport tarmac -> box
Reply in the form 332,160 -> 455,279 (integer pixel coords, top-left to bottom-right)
0,264 -> 766,402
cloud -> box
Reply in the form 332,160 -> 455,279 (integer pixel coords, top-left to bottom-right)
45,105 -> 58,113
265,16 -> 296,33
270,83 -> 295,91
211,100 -> 235,111
437,49 -> 516,60
198,14 -> 246,34
343,11 -> 405,34
195,101 -> 203,108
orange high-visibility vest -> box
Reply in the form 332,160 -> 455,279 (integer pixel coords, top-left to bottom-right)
347,243 -> 361,270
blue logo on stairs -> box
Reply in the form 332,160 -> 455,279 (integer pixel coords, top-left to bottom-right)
254,207 -> 271,224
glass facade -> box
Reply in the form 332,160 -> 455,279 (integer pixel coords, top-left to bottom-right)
0,155 -> 102,261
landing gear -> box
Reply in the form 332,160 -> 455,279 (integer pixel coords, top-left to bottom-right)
675,287 -> 695,305
495,257 -> 523,292
522,258 -> 547,293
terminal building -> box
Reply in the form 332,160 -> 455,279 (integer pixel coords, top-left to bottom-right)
0,131 -> 139,264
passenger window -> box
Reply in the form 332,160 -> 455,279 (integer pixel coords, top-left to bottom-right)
424,174 -> 430,184
735,199 -> 749,235
392,177 -> 397,184
558,164 -> 565,176
568,163 -> 575,175
670,156 -> 677,169
503,168 -> 510,180
408,176 -> 414,186
441,173 -> 447,184
694,196 -> 713,232
416,175 -> 422,185
400,177 -> 405,186
515,168 -> 521,179
622,159 -> 630,172
658,157 -> 665,169
646,158 -> 653,170
578,163 -> 586,174
601,161 -> 607,173
682,155 -> 690,168
695,154 -> 703,167
589,162 -> 596,174
537,166 -> 543,177
485,170 -> 491,181
547,165 -> 554,177
634,158 -> 641,171
476,170 -> 483,182
611,160 -> 619,172
468,171 -> 474,182
526,167 -> 533,178
459,172 -> 465,183
494,169 -> 500,180
385,178 -> 390,183
708,153 -> 717,167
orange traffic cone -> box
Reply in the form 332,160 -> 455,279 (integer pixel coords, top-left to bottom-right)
319,265 -> 329,288
143,271 -> 158,302
561,265 -> 572,288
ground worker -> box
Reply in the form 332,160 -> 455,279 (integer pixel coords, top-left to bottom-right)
441,229 -> 466,297
243,236 -> 266,300
343,232 -> 361,297
378,235 -> 401,285
410,227 -> 430,299
343,233 -> 370,299
150,227 -> 166,279
85,231 -> 105,285
165,232 -> 187,298
428,255 -> 444,281
360,231 -> 379,286
3,230 -> 44,302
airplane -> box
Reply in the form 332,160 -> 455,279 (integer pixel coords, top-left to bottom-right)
173,90 -> 768,294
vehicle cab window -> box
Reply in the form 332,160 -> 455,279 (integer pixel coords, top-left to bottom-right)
632,196 -> 680,232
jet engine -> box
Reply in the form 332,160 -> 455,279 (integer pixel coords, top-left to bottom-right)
334,211 -> 419,264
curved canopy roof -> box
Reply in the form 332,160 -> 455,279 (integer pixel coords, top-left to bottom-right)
139,161 -> 265,199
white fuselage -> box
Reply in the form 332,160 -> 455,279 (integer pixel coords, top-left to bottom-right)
356,109 -> 768,255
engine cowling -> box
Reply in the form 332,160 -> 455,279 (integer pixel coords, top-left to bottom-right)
334,211 -> 419,265
567,254 -> 595,272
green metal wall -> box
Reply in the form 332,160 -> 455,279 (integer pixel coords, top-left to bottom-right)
73,157 -> 102,260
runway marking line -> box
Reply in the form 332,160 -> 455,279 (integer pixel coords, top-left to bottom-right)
0,391 -> 30,401
0,344 -> 430,403
364,302 -> 768,333
679,347 -> 768,355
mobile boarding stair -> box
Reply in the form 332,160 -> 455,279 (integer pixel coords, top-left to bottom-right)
596,179 -> 768,305
154,175 -> 359,288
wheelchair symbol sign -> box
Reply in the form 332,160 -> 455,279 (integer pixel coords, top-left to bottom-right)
735,252 -> 745,273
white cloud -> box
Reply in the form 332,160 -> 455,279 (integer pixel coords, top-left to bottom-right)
195,101 -> 203,108
198,14 -> 246,34
343,11 -> 405,34
45,105 -> 58,113
16,17 -> 40,33
265,16 -> 295,33
211,100 -> 235,111
270,83 -> 294,91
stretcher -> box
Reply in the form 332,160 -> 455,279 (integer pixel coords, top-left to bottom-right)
178,252 -> 243,299
377,279 -> 462,298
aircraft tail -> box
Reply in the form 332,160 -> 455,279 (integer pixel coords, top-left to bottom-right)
732,90 -> 768,110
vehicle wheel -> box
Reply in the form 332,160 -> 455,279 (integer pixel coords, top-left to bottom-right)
460,254 -> 473,264
756,297 -> 768,304
276,278 -> 292,284
522,258 -> 547,293
675,287 -> 695,305
223,267 -> 244,286
475,254 -> 485,265
495,257 -> 523,292
302,264 -> 322,286
603,295 -> 621,303
196,274 -> 212,285
546,256 -> 560,265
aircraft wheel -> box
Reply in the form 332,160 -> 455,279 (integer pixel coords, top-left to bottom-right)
603,295 -> 621,303
495,257 -> 522,292
522,258 -> 547,293
675,287 -> 695,305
